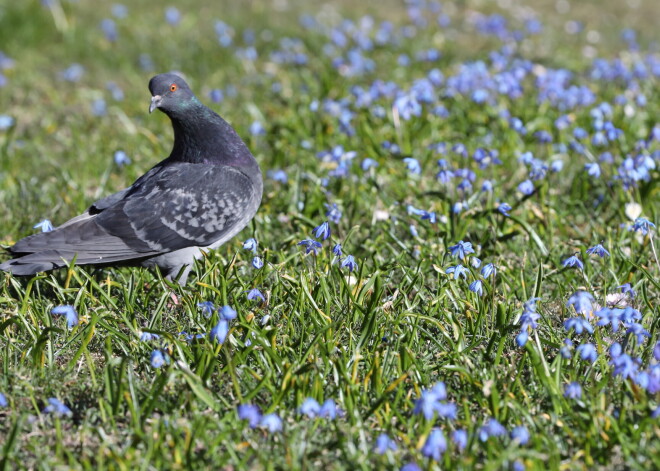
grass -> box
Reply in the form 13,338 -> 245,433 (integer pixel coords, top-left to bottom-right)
0,0 -> 659,469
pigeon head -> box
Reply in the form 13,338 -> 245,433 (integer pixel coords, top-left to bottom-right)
147,73 -> 258,167
148,73 -> 196,115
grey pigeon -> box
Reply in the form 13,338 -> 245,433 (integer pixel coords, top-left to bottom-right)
0,73 -> 263,284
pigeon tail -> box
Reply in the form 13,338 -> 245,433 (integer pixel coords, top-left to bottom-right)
0,255 -> 62,276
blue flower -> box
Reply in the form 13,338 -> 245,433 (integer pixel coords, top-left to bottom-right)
179,331 -> 204,342
197,301 -> 215,317
237,404 -> 262,428
91,99 -> 107,116
0,115 -> 15,130
472,89 -> 489,104
435,402 -> 457,420
611,354 -> 638,379
210,319 -> 229,343
585,163 -> 601,178
435,165 -> 453,185
164,6 -> 181,26
563,382 -> 582,399
247,288 -> 265,302
421,211 -> 437,223
113,150 -> 131,166
515,331 -> 529,347
576,343 -> 597,363
259,413 -> 283,432
403,157 -> 422,175
572,126 -> 588,139
562,254 -> 583,270
150,350 -> 167,368
510,117 -> 527,133
43,398 -> 72,417
219,305 -> 237,320
412,390 -> 437,421
636,371 -> 650,389
586,243 -> 609,257
448,240 -> 475,259
249,121 -> 265,135
242,238 -> 258,253
421,428 -> 447,461
609,342 -> 622,359
413,382 -> 455,420
267,169 -> 288,183
100,18 -> 118,41
647,366 -> 660,394
626,322 -> 650,343
564,317 -> 593,335
208,88 -> 224,103
469,280 -> 484,296
511,426 -> 530,445
551,160 -> 564,172
653,341 -> 660,361
596,308 -> 624,332
631,217 -> 655,235
452,429 -> 468,451
618,283 -> 636,298
361,158 -> 379,170
519,299 -> 541,332
481,263 -> 497,278
332,244 -> 343,256
445,264 -> 469,280
139,332 -> 160,341
498,202 -> 512,217
0,393 -> 8,408
456,178 -> 472,193
524,297 -> 541,311
373,433 -> 398,454
313,221 -> 331,241
517,179 -> 534,195
60,63 -> 85,82
429,381 -> 448,400
319,399 -> 342,419
394,94 -> 421,120
300,398 -> 321,418
519,311 -> 540,330
51,305 -> 78,328
252,256 -> 264,269
621,306 -> 642,323
400,464 -> 422,471
566,291 -> 594,315
560,338 -> 573,359
478,418 -> 506,442
298,239 -> 322,255
470,257 -> 482,268
340,255 -> 358,272
33,219 -> 54,233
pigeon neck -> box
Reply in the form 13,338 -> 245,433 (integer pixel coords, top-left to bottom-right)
168,103 -> 256,167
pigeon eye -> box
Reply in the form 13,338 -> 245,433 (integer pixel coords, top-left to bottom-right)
170,83 -> 178,92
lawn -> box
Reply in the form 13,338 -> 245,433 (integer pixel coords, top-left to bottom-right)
0,0 -> 658,469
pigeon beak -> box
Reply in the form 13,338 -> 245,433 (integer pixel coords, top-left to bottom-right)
149,95 -> 162,114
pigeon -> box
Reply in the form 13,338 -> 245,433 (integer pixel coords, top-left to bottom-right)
0,73 -> 263,284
